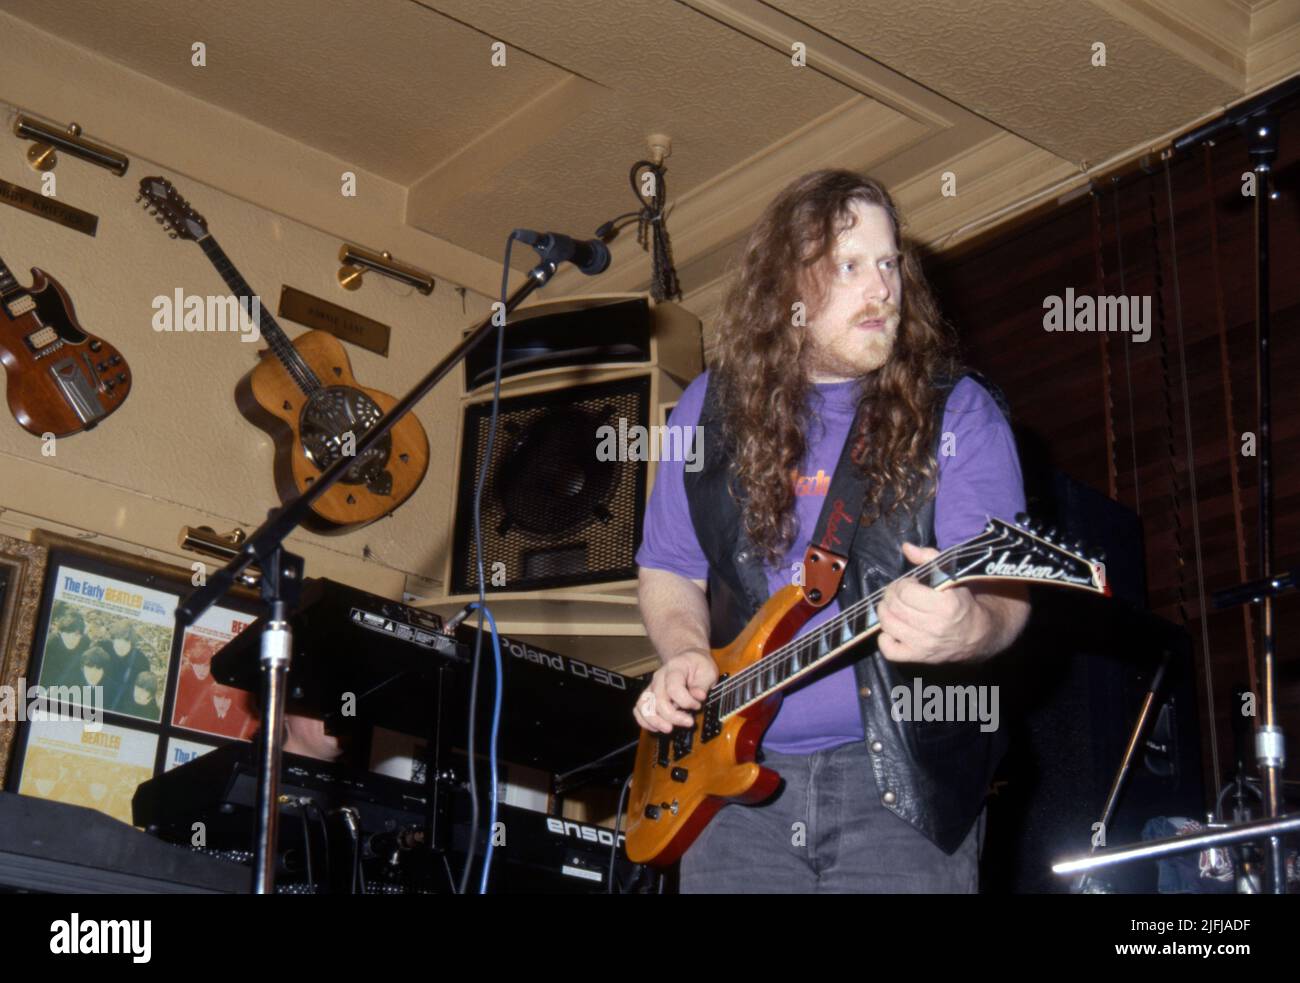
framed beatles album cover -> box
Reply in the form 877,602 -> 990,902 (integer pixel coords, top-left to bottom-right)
2,530 -> 259,825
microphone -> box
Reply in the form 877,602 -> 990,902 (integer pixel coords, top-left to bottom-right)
513,229 -> 611,275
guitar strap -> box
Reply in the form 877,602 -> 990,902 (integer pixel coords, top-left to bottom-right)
804,398 -> 875,600
803,373 -> 978,598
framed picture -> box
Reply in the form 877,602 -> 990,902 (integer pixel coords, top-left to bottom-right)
2,529 -> 258,825
0,533 -> 50,780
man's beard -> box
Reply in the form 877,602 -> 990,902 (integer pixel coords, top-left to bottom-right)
807,304 -> 900,380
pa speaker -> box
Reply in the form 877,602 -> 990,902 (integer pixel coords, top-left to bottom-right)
449,372 -> 658,595
446,296 -> 699,600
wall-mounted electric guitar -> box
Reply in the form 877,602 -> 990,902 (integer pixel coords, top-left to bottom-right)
136,176 -> 429,530
624,515 -> 1111,866
0,253 -> 131,436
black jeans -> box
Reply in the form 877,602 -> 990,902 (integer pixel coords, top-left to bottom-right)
679,740 -> 983,893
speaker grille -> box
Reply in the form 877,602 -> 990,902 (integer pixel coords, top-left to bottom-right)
451,375 -> 651,594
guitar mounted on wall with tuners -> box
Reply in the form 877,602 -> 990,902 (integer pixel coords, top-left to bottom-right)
136,176 -> 429,531
0,252 -> 131,437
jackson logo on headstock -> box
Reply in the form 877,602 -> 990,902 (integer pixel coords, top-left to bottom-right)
984,551 -> 1083,583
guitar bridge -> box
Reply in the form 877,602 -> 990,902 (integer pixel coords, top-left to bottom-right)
47,357 -> 105,426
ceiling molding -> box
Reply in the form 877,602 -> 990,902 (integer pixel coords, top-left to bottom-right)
680,0 -> 971,130
1249,23 -> 1300,86
1088,0 -> 1248,87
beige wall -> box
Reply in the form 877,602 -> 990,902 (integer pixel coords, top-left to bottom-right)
0,96 -> 495,601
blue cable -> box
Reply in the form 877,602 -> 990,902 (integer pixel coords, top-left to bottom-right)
468,601 -> 503,895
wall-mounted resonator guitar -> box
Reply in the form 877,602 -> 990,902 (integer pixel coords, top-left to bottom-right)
137,176 -> 429,530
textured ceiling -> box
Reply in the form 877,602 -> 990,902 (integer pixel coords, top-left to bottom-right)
1,0 -> 1293,295
0,0 -> 562,184
774,0 -> 1239,166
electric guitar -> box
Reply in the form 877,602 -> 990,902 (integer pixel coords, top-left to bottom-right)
624,514 -> 1110,865
137,176 -> 429,530
0,253 -> 131,436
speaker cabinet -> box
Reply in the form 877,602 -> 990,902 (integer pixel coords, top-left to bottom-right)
444,295 -> 699,603
461,293 -> 702,396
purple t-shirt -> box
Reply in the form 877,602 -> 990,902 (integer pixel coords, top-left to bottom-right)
635,371 -> 1026,754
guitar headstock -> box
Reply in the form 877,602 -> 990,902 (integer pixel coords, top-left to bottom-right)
952,514 -> 1110,596
137,176 -> 208,242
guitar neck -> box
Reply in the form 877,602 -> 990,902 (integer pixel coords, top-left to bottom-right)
0,255 -> 23,299
716,547 -> 963,716
196,235 -> 320,395
713,526 -> 1103,718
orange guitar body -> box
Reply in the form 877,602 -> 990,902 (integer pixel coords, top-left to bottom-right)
625,583 -> 816,866
236,329 -> 429,530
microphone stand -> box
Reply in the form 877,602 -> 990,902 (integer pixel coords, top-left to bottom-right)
1176,83 -> 1297,896
1056,78 -> 1300,894
175,246 -> 577,893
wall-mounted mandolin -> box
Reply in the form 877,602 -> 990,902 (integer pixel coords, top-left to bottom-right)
137,176 -> 429,530
0,252 -> 131,437
624,515 -> 1111,866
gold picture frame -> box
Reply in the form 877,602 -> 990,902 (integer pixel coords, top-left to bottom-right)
0,533 -> 49,779
3,529 -> 259,791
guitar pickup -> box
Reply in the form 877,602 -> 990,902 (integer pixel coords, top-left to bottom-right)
671,726 -> 693,760
656,734 -> 670,767
702,699 -> 722,742
7,295 -> 35,318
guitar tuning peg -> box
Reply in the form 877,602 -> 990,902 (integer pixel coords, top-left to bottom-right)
1072,539 -> 1085,554
1014,512 -> 1029,527
1091,548 -> 1107,562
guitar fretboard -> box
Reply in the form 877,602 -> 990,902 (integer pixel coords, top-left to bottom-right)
711,545 -> 965,718
197,236 -> 321,396
0,257 -> 22,299
706,522 -> 1101,719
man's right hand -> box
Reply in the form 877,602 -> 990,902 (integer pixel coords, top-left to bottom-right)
633,649 -> 719,734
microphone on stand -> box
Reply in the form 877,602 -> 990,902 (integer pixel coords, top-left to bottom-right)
512,229 -> 611,275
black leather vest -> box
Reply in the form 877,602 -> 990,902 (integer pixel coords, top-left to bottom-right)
684,371 -> 1011,854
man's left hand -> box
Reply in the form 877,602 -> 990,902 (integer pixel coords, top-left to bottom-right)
876,542 -> 1028,664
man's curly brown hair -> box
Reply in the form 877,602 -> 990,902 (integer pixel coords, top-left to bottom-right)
711,169 -> 962,566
